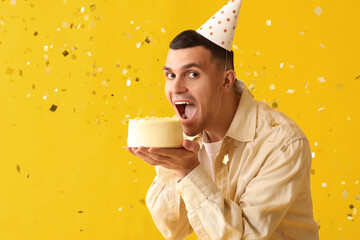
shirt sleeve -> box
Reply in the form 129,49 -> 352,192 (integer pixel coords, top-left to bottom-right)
175,138 -> 312,240
145,165 -> 193,240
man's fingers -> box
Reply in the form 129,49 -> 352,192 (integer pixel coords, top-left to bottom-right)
183,139 -> 200,153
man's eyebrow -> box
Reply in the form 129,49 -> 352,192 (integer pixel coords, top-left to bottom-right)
163,63 -> 202,71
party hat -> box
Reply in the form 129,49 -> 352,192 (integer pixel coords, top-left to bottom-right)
196,0 -> 243,51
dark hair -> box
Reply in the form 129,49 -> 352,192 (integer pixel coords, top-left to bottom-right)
169,30 -> 234,71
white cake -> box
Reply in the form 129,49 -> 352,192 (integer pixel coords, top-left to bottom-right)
127,117 -> 184,147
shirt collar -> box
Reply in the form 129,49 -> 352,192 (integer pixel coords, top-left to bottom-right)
225,79 -> 257,142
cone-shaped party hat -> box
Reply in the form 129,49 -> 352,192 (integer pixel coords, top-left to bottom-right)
196,0 -> 243,51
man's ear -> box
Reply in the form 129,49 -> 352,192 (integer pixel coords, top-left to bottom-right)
222,70 -> 236,92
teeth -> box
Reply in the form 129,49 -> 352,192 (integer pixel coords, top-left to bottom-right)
175,102 -> 189,105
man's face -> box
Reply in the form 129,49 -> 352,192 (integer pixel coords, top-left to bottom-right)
163,46 -> 223,137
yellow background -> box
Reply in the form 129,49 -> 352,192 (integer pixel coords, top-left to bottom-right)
0,0 -> 359,239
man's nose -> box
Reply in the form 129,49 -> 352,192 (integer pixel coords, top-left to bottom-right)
170,77 -> 187,94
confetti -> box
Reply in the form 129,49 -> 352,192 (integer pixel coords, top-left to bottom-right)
322,183 -> 327,188
314,6 -> 323,16
122,69 -> 128,75
126,79 -> 131,86
318,107 -> 325,111
90,4 -> 96,11
139,199 -> 145,205
312,152 -> 315,158
118,207 -> 123,211
222,155 -> 229,165
161,28 -> 166,33
271,100 -> 278,109
355,75 -> 360,80
288,64 -> 295,69
317,77 -> 326,83
145,36 -> 151,44
349,204 -> 354,209
49,104 -> 58,112
336,84 -> 344,90
266,20 -> 271,26
16,164 -> 21,173
80,7 -> 85,13
62,50 -> 69,57
136,42 -> 142,48
33,31 -> 38,36
347,214 -> 353,220
314,142 -> 318,146
78,211 -> 83,213
320,43 -> 325,48
62,22 -> 69,28
341,181 -> 346,185
310,169 -> 315,175
135,77 -> 140,82
280,62 -> 284,68
343,190 -> 348,200
286,89 -> 295,94
5,68 -> 14,75
271,122 -> 279,127
27,173 -> 29,178
269,84 -> 275,90
355,195 -> 360,202
11,0 -> 16,5
97,67 -> 103,72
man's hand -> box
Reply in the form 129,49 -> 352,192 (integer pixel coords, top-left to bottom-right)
126,139 -> 200,179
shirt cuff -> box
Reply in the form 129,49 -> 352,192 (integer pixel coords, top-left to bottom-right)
175,164 -> 219,210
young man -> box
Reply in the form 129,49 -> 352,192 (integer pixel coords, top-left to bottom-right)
127,1 -> 319,239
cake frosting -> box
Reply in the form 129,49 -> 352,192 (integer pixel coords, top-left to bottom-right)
127,116 -> 184,147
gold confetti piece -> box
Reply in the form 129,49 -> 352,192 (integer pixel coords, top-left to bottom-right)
266,19 -> 271,26
312,152 -> 315,158
90,4 -> 96,11
44,68 -> 51,73
118,207 -> 123,211
145,36 -> 151,44
5,68 -> 14,75
84,15 -> 89,21
280,62 -> 284,68
318,107 -> 325,111
80,7 -> 85,13
32,84 -> 35,90
136,42 -> 142,48
71,54 -> 77,60
27,173 -> 29,178
11,0 -> 16,5
347,214 -> 353,220
136,77 -> 140,82
161,28 -> 166,33
126,79 -> 131,86
349,204 -> 354,209
62,50 -> 69,57
320,43 -> 325,48
355,75 -> 360,80
317,77 -> 326,83
16,164 -> 21,173
248,84 -> 255,92
139,199 -> 145,205
269,84 -> 275,90
310,169 -> 315,175
355,195 -> 360,202
49,104 -> 58,112
271,122 -> 279,127
314,6 -> 323,16
19,69 -> 23,76
33,31 -> 38,36
322,183 -> 327,188
78,211 -> 83,213
343,190 -> 348,200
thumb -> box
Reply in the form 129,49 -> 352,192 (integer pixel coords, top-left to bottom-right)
183,139 -> 200,153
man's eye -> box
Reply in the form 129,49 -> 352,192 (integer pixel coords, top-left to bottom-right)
166,73 -> 175,79
188,72 -> 199,78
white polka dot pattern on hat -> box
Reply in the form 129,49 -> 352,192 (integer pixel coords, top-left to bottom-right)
196,0 -> 243,51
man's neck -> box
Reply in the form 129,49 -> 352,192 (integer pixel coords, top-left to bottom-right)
204,91 -> 240,143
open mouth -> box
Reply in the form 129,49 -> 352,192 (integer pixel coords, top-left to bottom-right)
174,102 -> 197,120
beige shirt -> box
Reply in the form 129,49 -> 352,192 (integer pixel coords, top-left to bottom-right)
146,79 -> 319,240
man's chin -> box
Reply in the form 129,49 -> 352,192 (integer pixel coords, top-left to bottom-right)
182,126 -> 201,138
